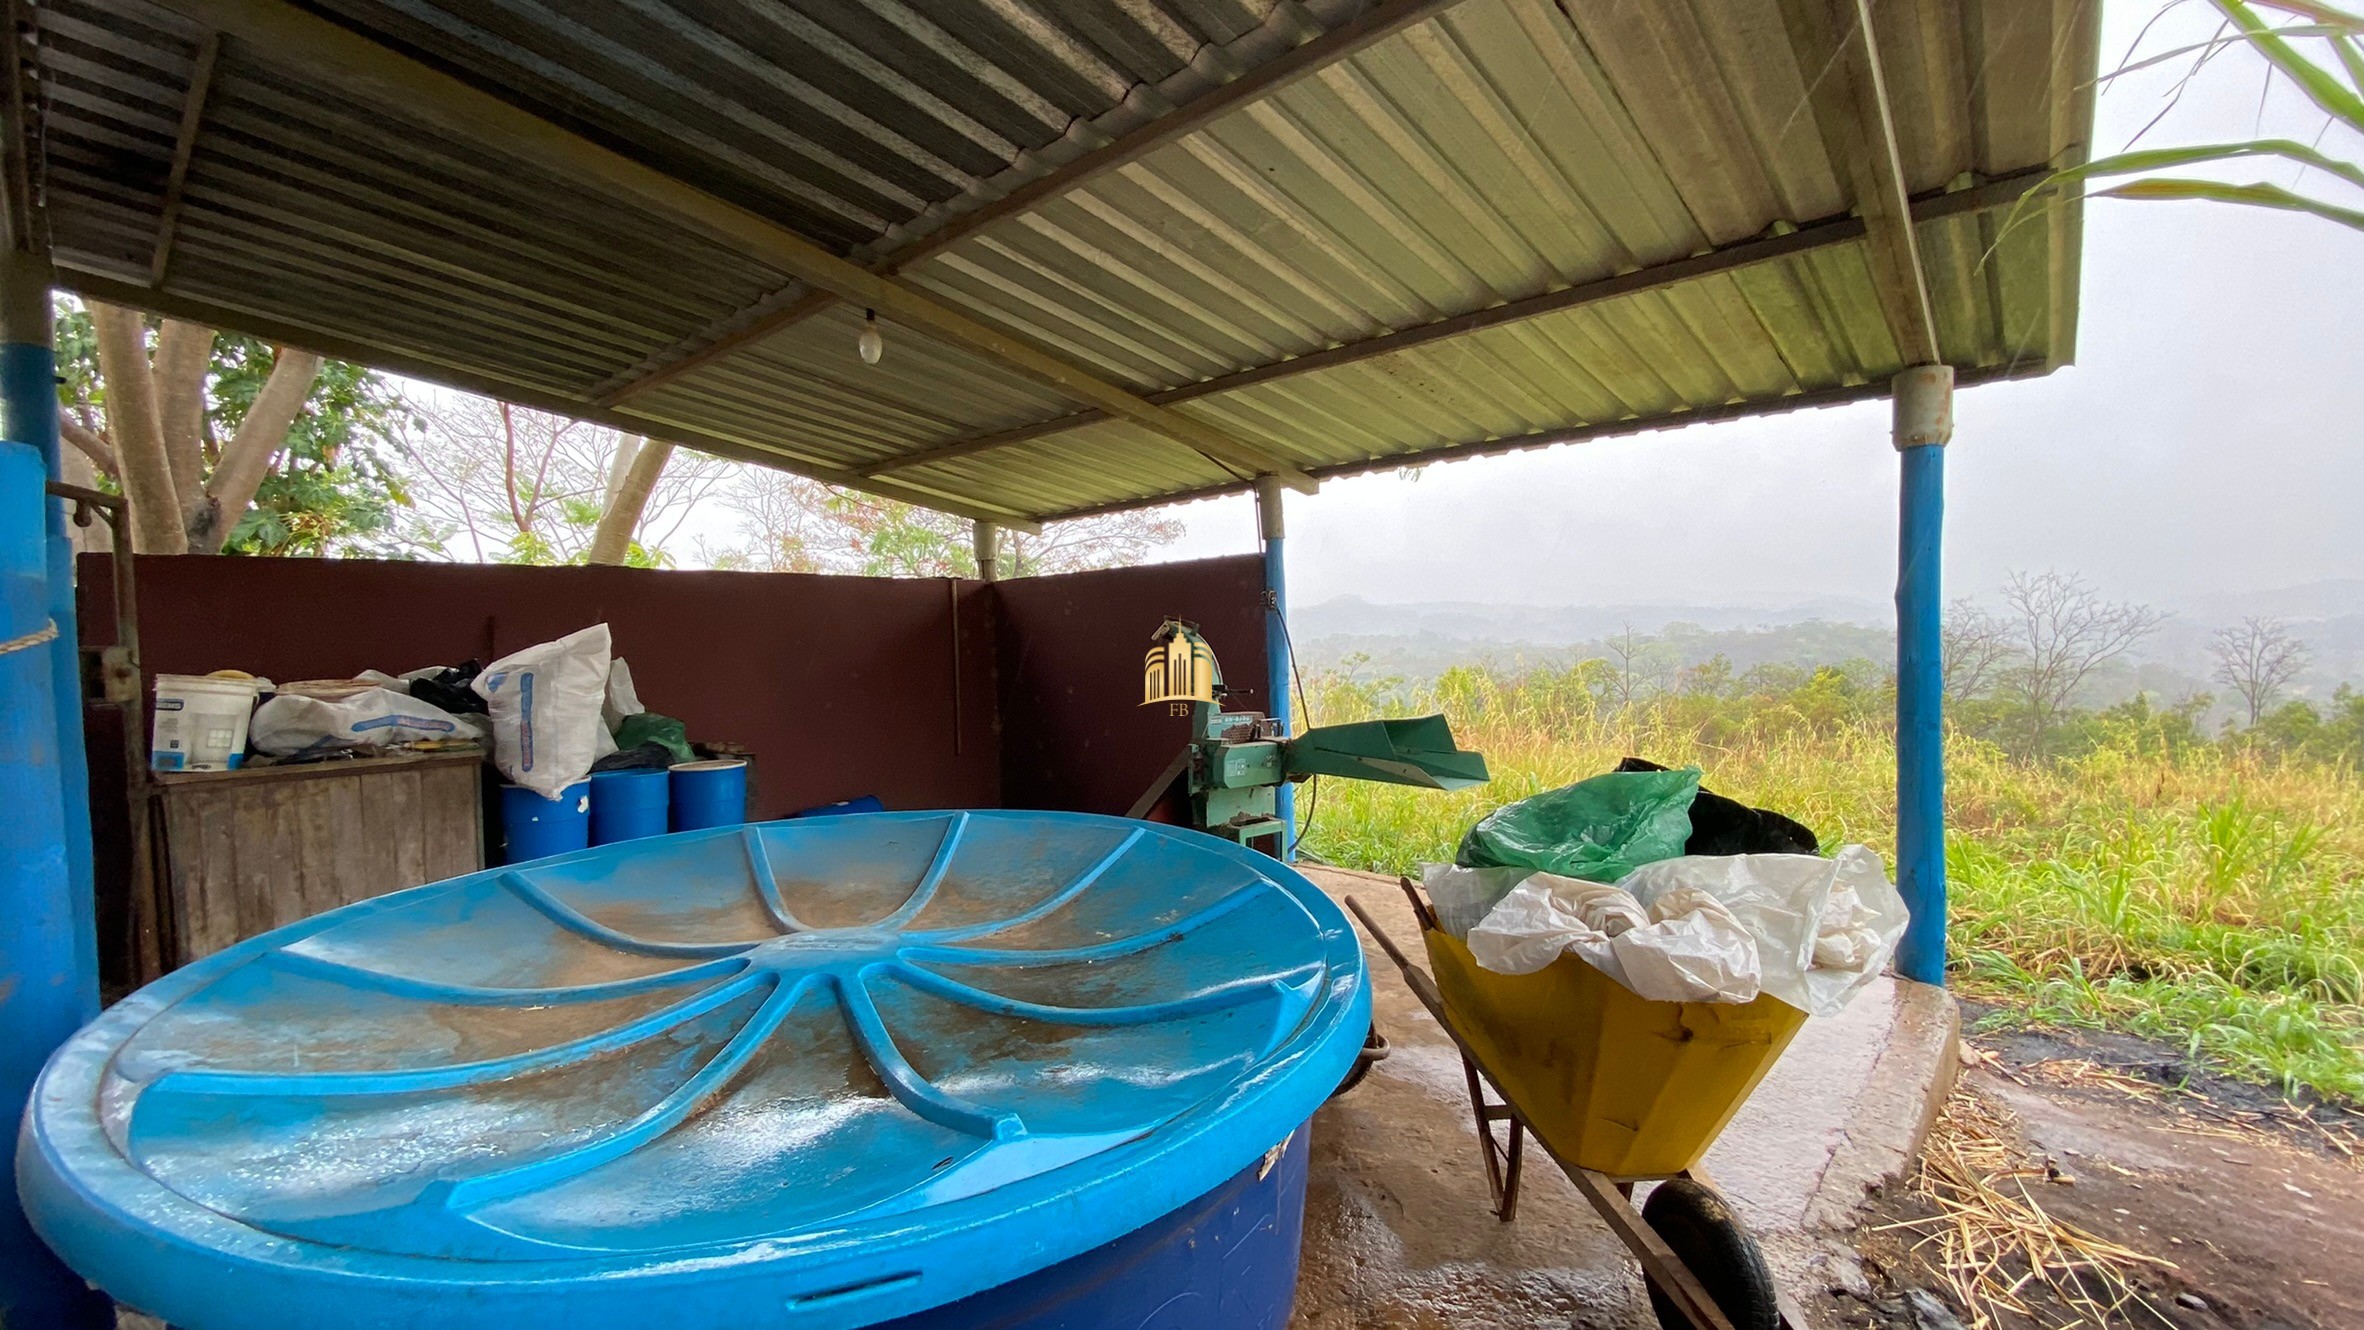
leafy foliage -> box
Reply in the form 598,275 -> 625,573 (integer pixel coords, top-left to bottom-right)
53,301 -> 421,556
2011,1 -> 2364,235
1300,656 -> 2364,1104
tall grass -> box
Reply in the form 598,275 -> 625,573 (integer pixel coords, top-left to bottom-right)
1299,665 -> 2364,1104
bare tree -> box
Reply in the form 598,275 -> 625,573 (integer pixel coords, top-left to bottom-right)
585,435 -> 675,566
707,468 -> 1182,577
1601,624 -> 1671,714
1940,598 -> 2014,701
82,301 -> 323,553
706,468 -> 834,572
2210,616 -> 2310,726
1995,570 -> 2166,755
402,398 -> 727,565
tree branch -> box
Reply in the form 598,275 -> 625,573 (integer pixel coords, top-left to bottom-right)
195,346 -> 322,554
89,301 -> 189,554
59,412 -> 118,476
586,436 -> 671,565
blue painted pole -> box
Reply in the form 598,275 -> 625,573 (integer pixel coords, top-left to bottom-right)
1255,477 -> 1293,861
0,251 -> 108,1327
1893,365 -> 1953,986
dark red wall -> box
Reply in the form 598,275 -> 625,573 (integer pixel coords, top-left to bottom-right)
994,556 -> 1268,815
76,552 -> 1268,990
78,556 -> 1003,818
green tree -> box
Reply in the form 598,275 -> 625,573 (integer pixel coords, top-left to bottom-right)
56,300 -> 420,556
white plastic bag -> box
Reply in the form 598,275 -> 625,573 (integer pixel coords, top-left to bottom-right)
602,657 -> 645,731
1421,863 -> 1531,939
1618,845 -> 1909,1016
248,687 -> 487,756
1467,872 -> 1761,1003
473,624 -> 612,800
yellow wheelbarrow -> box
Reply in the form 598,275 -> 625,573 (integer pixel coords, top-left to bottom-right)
1345,881 -> 1810,1330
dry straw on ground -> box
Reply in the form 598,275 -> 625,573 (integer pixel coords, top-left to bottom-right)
1882,1082 -> 2178,1329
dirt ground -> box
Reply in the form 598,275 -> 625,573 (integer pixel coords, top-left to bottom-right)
1837,1016 -> 2363,1330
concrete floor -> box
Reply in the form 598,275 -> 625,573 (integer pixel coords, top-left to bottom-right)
1293,866 -> 1960,1330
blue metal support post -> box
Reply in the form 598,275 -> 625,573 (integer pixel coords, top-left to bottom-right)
0,249 -> 107,1326
1254,476 -> 1293,861
1893,365 -> 1952,985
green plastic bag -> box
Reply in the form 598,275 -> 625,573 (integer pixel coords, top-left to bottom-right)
614,711 -> 695,765
1455,768 -> 1702,882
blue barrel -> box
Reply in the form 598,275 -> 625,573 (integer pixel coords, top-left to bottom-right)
589,768 -> 669,845
20,811 -> 1368,1330
669,758 -> 747,830
499,779 -> 590,863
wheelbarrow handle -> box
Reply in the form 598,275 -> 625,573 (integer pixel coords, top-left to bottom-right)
1342,895 -> 1449,1019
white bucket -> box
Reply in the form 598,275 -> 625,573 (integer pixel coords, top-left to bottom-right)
151,674 -> 267,772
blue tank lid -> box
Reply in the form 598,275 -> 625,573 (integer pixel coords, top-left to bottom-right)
22,811 -> 1368,1330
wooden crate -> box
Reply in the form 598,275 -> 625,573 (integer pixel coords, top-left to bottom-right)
146,750 -> 486,972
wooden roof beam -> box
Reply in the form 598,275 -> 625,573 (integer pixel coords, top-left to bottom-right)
1777,0 -> 1942,366
150,31 -> 220,287
863,168 -> 2045,480
61,265 -> 1044,533
587,0 -> 1477,410
1043,361 -> 2036,524
145,0 -> 1318,495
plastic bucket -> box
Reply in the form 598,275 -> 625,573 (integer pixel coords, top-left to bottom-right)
501,780 -> 591,863
670,759 -> 748,831
150,674 -> 266,771
589,768 -> 670,845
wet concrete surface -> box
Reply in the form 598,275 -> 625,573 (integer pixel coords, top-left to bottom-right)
1297,867 -> 1959,1330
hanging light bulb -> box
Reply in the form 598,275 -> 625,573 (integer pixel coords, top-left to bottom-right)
857,309 -> 884,365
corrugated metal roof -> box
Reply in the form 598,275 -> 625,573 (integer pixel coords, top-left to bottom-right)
29,0 -> 2098,524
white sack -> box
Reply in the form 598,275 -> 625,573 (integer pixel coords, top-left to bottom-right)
1468,872 -> 1760,1003
248,687 -> 487,756
1617,845 -> 1909,1016
473,624 -> 612,800
602,657 -> 645,731
1421,863 -> 1531,939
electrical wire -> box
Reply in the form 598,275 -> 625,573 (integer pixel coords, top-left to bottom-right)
1275,603 -> 1322,859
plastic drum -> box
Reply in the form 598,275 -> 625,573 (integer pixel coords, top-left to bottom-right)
498,779 -> 590,863
670,758 -> 747,830
21,811 -> 1368,1330
589,768 -> 669,845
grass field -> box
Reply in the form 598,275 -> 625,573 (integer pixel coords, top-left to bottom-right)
1294,665 -> 2364,1105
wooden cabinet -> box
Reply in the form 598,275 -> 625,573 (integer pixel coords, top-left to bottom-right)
140,751 -> 485,977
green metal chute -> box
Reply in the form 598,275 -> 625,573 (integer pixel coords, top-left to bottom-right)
1284,715 -> 1489,790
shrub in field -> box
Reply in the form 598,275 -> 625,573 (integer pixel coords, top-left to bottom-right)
1297,662 -> 2364,1104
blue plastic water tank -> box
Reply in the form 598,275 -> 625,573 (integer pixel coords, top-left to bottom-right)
20,811 -> 1366,1330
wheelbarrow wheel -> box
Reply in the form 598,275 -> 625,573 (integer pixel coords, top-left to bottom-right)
1640,1178 -> 1779,1330
1328,1020 -> 1390,1098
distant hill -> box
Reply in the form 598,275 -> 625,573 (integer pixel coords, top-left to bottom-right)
1296,594 -> 1891,645
1291,590 -> 2364,716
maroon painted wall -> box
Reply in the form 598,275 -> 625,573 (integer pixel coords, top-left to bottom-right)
78,556 -> 1002,818
993,556 -> 1269,815
75,552 -> 1266,988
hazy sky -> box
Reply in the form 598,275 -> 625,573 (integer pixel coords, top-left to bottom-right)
1147,3 -> 2364,615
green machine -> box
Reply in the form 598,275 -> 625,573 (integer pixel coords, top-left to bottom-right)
1128,620 -> 1489,848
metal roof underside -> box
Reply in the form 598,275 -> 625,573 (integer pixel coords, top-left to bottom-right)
28,0 -> 2099,525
